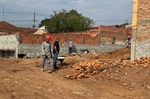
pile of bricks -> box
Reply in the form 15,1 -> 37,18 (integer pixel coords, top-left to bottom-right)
121,56 -> 150,67
65,56 -> 150,79
65,59 -> 121,79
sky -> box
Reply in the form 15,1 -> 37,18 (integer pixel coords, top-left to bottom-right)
0,0 -> 133,28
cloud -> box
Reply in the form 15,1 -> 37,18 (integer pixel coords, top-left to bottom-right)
0,0 -> 132,27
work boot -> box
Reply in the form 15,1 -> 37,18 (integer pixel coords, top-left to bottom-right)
53,67 -> 59,70
47,70 -> 52,73
41,68 -> 44,72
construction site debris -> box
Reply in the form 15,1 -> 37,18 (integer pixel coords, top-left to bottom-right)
65,56 -> 150,79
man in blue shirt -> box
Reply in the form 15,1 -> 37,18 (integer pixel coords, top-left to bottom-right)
53,37 -> 60,70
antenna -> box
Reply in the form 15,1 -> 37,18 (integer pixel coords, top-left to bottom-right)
2,5 -> 4,21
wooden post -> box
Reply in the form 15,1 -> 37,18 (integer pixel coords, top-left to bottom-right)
16,34 -> 19,59
131,0 -> 138,61
81,32 -> 84,44
15,44 -> 19,59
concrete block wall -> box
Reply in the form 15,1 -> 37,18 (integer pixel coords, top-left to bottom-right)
136,42 -> 150,58
19,44 -> 125,57
135,0 -> 150,59
19,44 -> 42,54
0,35 -> 125,58
61,44 -> 125,54
19,44 -> 42,58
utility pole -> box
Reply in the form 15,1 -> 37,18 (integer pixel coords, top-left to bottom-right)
32,12 -> 36,28
0,0 -> 1,21
2,5 -> 4,21
131,0 -> 138,60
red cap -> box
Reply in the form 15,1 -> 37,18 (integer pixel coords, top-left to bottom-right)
46,35 -> 51,41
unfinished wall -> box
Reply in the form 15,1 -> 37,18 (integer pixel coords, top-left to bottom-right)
135,0 -> 150,59
19,44 -> 42,58
0,35 -> 125,58
61,44 -> 124,54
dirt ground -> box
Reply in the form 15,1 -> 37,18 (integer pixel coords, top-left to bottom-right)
0,48 -> 150,99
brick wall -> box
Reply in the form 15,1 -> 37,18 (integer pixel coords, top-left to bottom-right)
135,0 -> 150,58
20,27 -> 131,45
137,0 -> 150,41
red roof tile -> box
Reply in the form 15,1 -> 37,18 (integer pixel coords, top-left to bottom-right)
0,21 -> 23,32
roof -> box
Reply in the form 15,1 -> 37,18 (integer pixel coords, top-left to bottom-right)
18,27 -> 37,33
34,26 -> 48,35
39,26 -> 46,30
34,29 -> 47,35
0,21 -> 23,32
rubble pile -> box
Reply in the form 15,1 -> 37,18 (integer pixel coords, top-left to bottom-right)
121,56 -> 150,67
65,56 -> 150,79
65,59 -> 121,79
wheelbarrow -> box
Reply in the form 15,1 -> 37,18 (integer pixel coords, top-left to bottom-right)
58,57 -> 65,64
80,49 -> 89,53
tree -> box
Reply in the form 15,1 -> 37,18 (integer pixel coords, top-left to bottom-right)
39,9 -> 94,33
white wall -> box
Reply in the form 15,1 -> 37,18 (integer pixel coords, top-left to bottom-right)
0,35 -> 19,58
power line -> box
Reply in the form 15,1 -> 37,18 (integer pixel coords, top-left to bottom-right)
36,13 -> 49,17
5,20 -> 33,22
0,12 -> 33,15
0,11 -> 49,17
0,9 -> 131,27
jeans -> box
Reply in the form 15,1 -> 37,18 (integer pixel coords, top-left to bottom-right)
53,53 -> 58,68
69,47 -> 72,54
41,55 -> 50,70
